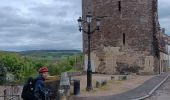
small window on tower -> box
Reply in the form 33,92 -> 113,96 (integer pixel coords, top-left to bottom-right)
123,33 -> 125,45
118,1 -> 121,12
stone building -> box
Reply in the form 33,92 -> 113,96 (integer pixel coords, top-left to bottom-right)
159,28 -> 169,72
167,35 -> 170,70
82,0 -> 160,74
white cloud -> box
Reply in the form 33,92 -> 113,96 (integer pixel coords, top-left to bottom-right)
158,0 -> 170,34
0,0 -> 169,51
0,0 -> 82,51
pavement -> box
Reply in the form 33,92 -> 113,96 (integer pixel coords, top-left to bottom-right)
146,74 -> 170,100
69,73 -> 169,100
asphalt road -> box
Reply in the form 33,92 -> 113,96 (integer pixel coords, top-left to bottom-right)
71,74 -> 168,100
146,75 -> 170,100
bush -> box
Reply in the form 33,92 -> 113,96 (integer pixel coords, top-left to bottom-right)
116,62 -> 129,75
116,62 -> 140,75
129,65 -> 140,73
0,52 -> 83,84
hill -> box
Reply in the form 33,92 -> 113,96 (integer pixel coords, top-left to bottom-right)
16,50 -> 82,61
18,50 -> 81,55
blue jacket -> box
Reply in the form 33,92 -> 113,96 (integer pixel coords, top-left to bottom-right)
34,75 -> 48,100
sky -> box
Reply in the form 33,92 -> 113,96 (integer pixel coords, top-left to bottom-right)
0,0 -> 169,51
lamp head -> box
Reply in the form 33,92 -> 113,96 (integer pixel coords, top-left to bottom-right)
86,12 -> 92,23
96,18 -> 101,30
77,17 -> 82,32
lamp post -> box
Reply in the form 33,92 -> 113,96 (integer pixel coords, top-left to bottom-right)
77,12 -> 101,91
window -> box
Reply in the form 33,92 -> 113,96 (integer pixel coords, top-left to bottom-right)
123,33 -> 125,45
118,1 -> 121,12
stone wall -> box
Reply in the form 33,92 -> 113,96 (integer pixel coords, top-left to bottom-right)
82,0 -> 159,74
0,85 -> 22,100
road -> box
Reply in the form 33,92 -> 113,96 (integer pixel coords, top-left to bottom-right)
70,74 -> 168,100
146,75 -> 170,100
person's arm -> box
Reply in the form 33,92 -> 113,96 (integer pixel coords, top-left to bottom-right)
34,80 -> 40,99
34,80 -> 47,99
38,80 -> 48,95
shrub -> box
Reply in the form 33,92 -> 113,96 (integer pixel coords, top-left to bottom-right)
116,62 -> 140,75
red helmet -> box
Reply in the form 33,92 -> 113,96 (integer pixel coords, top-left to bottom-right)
39,67 -> 49,73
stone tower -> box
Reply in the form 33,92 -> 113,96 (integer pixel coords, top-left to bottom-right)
82,0 -> 160,74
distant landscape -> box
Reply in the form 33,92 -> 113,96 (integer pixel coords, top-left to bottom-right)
17,50 -> 82,61
0,50 -> 83,84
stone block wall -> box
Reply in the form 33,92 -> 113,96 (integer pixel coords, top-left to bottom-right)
82,0 -> 159,74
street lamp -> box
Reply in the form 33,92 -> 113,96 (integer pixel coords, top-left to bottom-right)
77,12 -> 101,91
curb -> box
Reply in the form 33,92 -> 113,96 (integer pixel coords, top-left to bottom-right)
132,74 -> 169,100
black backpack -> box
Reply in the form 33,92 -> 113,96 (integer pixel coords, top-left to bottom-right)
21,77 -> 37,100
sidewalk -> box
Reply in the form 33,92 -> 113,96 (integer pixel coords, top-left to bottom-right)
70,73 -> 168,100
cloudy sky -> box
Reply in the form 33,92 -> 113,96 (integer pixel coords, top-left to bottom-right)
0,0 -> 169,51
